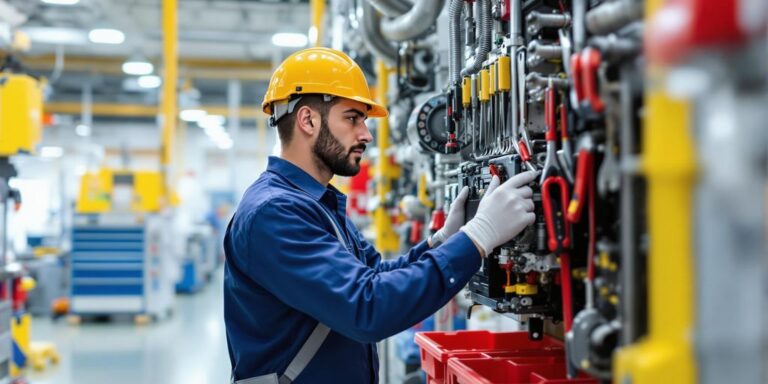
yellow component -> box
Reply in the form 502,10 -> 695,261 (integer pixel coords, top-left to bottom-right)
479,68 -> 490,102
373,60 -> 400,253
505,285 -> 516,294
310,0 -> 325,46
489,62 -> 497,94
262,48 -> 387,118
599,251 -> 611,269
161,0 -> 178,206
29,342 -> 59,371
76,169 -> 167,213
572,268 -> 587,280
600,286 -> 610,298
613,76 -> 696,384
10,313 -> 31,377
497,55 -> 511,91
12,31 -> 31,52
0,74 -> 43,156
609,295 -> 619,306
417,173 -> 434,209
21,277 -> 36,292
461,77 -> 471,108
515,283 -> 538,295
32,246 -> 59,257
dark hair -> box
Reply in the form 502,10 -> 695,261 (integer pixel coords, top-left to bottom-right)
276,94 -> 340,145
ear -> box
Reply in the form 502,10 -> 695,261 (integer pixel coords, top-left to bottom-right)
295,106 -> 316,136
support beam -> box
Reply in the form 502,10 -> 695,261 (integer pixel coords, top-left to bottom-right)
44,102 -> 264,120
161,0 -> 178,199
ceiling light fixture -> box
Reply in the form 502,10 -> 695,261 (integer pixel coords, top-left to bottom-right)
180,109 -> 207,122
271,32 -> 308,48
75,124 -> 91,137
22,26 -> 87,45
88,28 -> 125,44
123,54 -> 153,75
40,146 -> 64,158
41,0 -> 80,4
137,75 -> 161,89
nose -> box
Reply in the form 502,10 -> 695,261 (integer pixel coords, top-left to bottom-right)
359,121 -> 373,144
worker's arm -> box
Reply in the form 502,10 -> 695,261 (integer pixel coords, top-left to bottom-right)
236,197 -> 480,344
353,227 -> 431,272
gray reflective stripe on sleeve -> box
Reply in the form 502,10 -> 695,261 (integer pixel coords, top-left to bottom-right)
316,206 -> 348,249
233,373 -> 278,384
279,322 -> 331,383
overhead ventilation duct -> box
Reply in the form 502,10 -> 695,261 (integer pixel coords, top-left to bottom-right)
379,0 -> 445,42
360,0 -> 398,66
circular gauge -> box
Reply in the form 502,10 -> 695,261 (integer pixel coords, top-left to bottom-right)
406,93 -> 469,154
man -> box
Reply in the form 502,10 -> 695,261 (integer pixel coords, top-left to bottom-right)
224,47 -> 537,384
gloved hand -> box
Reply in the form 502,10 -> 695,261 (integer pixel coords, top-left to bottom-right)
460,171 -> 538,256
430,186 -> 469,247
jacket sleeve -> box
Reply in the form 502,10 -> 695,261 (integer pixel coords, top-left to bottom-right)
238,198 -> 480,343
351,225 -> 431,272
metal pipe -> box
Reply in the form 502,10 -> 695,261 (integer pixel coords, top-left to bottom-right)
367,0 -> 411,17
509,0 -> 523,46
572,0 -> 587,51
526,72 -> 570,89
361,1 -> 398,66
310,0 -> 326,46
161,0 -> 177,196
381,0 -> 445,42
460,0 -> 491,77
526,11 -> 571,36
586,0 -> 643,35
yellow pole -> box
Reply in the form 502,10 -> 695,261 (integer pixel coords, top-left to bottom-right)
161,0 -> 178,202
613,1 -> 697,382
310,0 -> 325,47
373,60 -> 400,253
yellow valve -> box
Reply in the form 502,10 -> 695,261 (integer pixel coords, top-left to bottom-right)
461,77 -> 471,107
504,285 -> 516,294
479,68 -> 490,102
515,283 -> 538,295
21,277 -> 36,292
489,62 -> 497,94
497,56 -> 511,91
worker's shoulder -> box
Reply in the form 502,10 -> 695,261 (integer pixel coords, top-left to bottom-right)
235,174 -> 319,225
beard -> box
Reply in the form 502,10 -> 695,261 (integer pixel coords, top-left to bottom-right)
312,118 -> 366,177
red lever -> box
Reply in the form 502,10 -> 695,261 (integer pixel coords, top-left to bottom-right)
566,148 -> 594,223
581,48 -> 605,114
518,140 -> 532,162
541,176 -> 571,252
545,85 -> 557,141
570,53 -> 584,102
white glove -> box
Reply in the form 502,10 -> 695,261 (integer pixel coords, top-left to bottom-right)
431,186 -> 469,246
460,171 -> 538,256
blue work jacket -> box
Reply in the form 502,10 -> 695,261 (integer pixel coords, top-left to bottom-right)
224,156 -> 481,383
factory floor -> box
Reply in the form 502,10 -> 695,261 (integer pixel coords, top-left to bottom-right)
27,268 -> 231,384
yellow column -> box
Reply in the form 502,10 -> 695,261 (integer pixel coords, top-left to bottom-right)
613,2 -> 697,382
161,0 -> 178,202
373,60 -> 400,253
310,0 -> 325,46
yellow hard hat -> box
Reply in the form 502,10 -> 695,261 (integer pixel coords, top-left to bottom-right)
262,47 -> 388,119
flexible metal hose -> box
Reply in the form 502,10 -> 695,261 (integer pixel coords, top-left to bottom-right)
460,0 -> 491,77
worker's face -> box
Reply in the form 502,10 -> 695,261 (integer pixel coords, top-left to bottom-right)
312,99 -> 373,177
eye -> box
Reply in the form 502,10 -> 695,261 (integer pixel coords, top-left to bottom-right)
347,116 -> 357,124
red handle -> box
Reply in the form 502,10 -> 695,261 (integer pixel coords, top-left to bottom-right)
566,149 -> 594,223
582,48 -> 605,113
541,176 -> 571,252
570,53 -> 584,102
545,86 -> 557,141
518,140 -> 532,162
559,103 -> 569,141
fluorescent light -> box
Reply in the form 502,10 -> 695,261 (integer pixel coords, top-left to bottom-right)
137,75 -> 161,89
122,61 -> 153,75
22,26 -> 87,45
308,26 -> 318,46
180,109 -> 206,122
75,124 -> 91,137
198,115 -> 225,129
271,33 -> 308,48
41,0 -> 80,4
217,138 -> 233,150
40,146 -> 63,158
88,28 -> 125,44
204,125 -> 225,137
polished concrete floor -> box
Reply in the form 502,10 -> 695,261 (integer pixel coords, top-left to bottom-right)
27,269 -> 231,384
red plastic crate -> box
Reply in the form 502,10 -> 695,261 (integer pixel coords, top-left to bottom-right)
446,356 -> 598,384
414,331 -> 564,382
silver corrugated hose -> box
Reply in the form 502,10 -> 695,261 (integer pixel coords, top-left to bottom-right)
361,0 -> 398,65
460,0 -> 491,77
380,0 -> 446,42
448,0 -> 464,84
